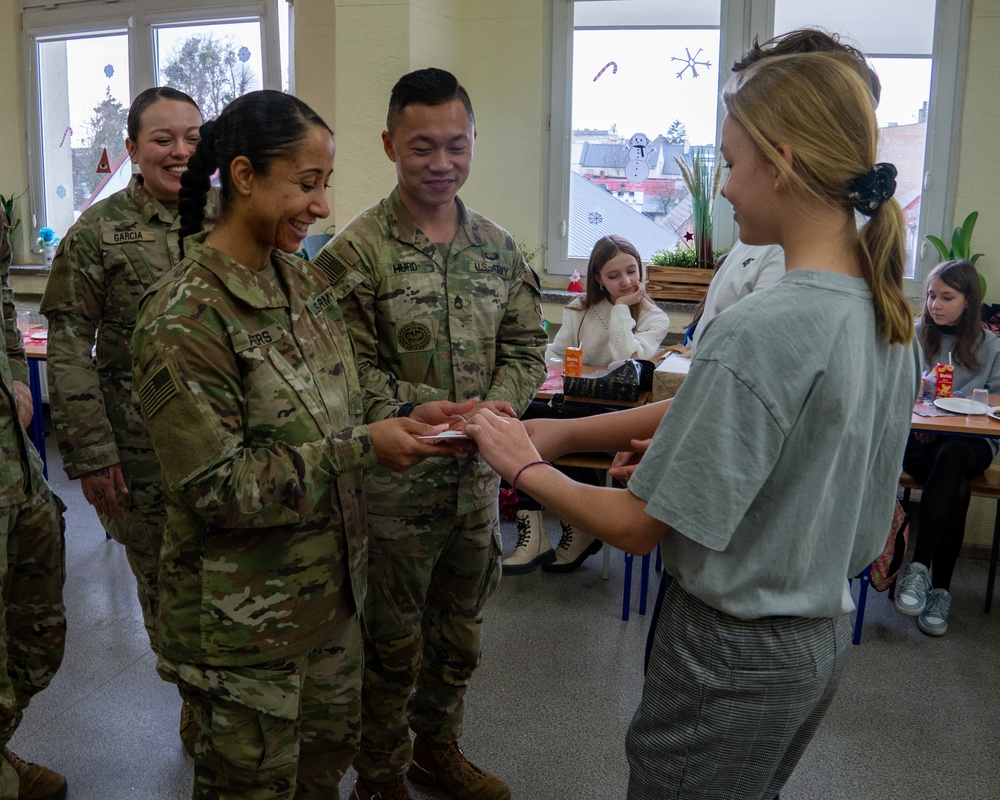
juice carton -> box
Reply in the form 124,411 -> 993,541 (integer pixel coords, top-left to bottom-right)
935,363 -> 954,398
564,347 -> 583,377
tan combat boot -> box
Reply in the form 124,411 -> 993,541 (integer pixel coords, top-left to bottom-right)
407,738 -> 510,800
1,747 -> 67,800
543,520 -> 601,573
179,700 -> 198,757
350,775 -> 413,800
501,509 -> 554,574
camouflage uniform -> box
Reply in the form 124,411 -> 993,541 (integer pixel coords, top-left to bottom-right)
317,188 -> 546,781
0,213 -> 67,797
131,233 -> 375,799
40,175 -> 217,651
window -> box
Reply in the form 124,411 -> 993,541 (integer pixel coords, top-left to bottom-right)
547,0 -> 970,291
21,0 -> 288,240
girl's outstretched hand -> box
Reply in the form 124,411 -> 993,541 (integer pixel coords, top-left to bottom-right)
463,409 -> 541,483
609,438 -> 651,486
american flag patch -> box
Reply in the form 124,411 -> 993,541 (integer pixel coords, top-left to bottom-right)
138,361 -> 180,418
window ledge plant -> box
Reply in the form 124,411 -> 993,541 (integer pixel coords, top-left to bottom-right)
925,211 -> 986,298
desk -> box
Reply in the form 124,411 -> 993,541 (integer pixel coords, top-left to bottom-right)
535,364 -> 651,408
22,331 -> 48,478
910,394 -> 1000,437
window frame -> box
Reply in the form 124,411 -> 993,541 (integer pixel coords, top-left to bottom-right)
20,0 -> 283,236
546,0 -> 971,296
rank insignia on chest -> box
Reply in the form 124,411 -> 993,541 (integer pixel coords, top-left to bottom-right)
396,320 -> 433,352
454,295 -> 464,310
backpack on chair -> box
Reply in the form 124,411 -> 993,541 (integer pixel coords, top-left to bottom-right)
870,500 -> 910,592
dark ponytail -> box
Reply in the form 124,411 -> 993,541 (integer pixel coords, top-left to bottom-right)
177,90 -> 332,258
178,120 -> 218,254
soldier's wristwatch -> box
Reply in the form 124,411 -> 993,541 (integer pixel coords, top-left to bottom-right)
396,402 -> 421,418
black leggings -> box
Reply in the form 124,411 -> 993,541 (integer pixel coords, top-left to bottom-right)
902,433 -> 994,591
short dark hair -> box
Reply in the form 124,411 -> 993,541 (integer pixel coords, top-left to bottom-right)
127,87 -> 201,142
732,28 -> 881,104
179,90 -> 332,250
386,68 -> 475,134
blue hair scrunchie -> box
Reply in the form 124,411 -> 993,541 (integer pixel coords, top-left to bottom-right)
847,162 -> 897,217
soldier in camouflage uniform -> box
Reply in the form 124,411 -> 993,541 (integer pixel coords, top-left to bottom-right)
132,90 -> 466,800
317,69 -> 546,800
40,88 -> 216,665
0,205 -> 68,799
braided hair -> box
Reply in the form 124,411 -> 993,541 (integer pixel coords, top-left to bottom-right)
178,90 -> 332,255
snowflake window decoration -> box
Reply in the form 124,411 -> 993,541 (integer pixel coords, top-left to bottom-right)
588,212 -> 603,225
672,48 -> 712,80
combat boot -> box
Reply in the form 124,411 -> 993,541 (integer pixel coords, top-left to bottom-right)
542,520 -> 601,573
179,700 -> 198,757
502,509 -> 554,574
350,775 -> 413,800
1,747 -> 67,800
407,738 -> 510,800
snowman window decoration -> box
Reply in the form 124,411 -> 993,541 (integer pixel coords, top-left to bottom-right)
625,132 -> 656,184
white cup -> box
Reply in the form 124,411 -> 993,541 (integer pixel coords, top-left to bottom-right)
972,388 -> 990,415
546,358 -> 564,381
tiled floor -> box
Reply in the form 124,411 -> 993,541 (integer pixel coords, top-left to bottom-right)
10,432 -> 1000,799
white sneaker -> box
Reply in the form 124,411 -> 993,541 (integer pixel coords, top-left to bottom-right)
502,509 -> 554,575
917,588 -> 952,636
542,521 -> 601,573
895,562 -> 932,616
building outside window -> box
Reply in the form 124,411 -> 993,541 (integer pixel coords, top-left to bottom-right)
548,0 -> 969,292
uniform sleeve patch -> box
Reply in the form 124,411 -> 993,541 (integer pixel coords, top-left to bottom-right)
138,361 -> 181,418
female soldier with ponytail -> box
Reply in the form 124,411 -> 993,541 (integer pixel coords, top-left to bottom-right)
41,86 -> 214,753
464,51 -> 921,799
131,89 -> 472,798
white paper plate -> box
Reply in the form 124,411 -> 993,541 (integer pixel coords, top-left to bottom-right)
987,407 -> 1000,422
934,397 -> 988,415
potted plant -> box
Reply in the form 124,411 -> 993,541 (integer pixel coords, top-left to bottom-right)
675,148 -> 722,270
646,243 -> 729,302
925,211 -> 986,298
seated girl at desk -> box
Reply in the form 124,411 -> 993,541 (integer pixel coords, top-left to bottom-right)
504,234 -> 669,575
896,259 -> 1000,635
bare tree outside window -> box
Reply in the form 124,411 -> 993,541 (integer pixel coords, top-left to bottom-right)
74,87 -> 128,208
161,34 -> 257,119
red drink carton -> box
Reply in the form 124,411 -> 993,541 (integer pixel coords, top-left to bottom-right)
935,363 -> 954,398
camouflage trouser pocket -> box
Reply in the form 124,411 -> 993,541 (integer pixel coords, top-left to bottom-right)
170,659 -> 302,793
364,546 -> 412,642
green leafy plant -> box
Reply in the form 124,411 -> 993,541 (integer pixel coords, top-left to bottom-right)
674,148 -> 723,270
651,243 -> 729,270
518,241 -> 546,265
925,211 -> 986,297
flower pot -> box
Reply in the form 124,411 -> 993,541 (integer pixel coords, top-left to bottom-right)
646,265 -> 714,302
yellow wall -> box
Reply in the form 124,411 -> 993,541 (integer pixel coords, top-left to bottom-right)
1,0 -> 31,260
292,0 -> 548,261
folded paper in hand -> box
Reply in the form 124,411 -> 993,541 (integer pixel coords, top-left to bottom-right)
561,359 -> 654,403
